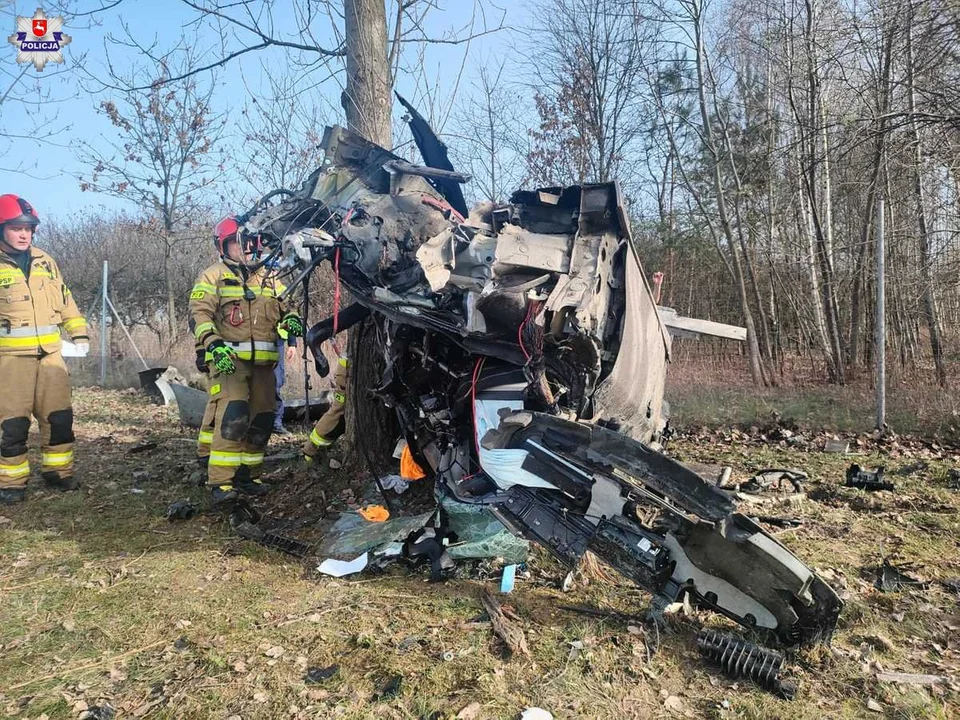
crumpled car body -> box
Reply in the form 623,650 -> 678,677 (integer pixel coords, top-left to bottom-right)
242,111 -> 842,647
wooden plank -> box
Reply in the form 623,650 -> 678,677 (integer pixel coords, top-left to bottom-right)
656,307 -> 747,342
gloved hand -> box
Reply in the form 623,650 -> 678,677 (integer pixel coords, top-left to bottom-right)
195,347 -> 209,374
207,340 -> 237,375
280,313 -> 304,337
75,341 -> 90,356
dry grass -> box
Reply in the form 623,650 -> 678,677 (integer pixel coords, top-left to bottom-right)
0,389 -> 958,718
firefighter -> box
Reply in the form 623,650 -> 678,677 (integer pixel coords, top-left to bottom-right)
0,194 -> 88,505
302,355 -> 349,463
189,216 -> 304,504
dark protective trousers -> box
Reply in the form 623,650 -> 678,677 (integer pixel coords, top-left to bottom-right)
0,352 -> 75,488
303,358 -> 348,458
205,361 -> 276,487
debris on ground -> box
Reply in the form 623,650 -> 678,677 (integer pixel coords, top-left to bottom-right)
697,629 -> 797,700
874,558 -> 928,592
316,554 -> 368,577
164,499 -> 197,521
875,672 -> 950,686
372,674 -> 403,702
740,468 -> 806,493
304,665 -> 338,684
520,709 -> 554,720
824,438 -> 850,454
845,464 -> 894,492
481,588 -> 529,658
948,468 -> 960,489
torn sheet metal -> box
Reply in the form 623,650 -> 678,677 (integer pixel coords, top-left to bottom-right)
236,104 -> 843,647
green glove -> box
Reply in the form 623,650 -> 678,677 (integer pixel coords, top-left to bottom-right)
208,340 -> 237,375
281,313 -> 304,338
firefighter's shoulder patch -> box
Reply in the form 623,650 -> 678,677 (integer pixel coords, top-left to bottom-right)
0,276 -> 14,288
190,290 -> 206,299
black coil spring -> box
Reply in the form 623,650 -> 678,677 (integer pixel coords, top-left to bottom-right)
697,629 -> 796,699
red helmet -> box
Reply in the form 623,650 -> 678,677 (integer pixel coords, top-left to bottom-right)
213,215 -> 240,256
0,195 -> 40,228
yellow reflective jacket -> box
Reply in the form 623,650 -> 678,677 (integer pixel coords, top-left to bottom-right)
189,261 -> 296,365
0,246 -> 88,356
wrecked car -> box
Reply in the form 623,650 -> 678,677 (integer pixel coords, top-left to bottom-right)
237,99 -> 842,647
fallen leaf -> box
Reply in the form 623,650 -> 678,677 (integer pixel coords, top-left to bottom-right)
253,691 -> 268,703
232,661 -> 247,673
457,702 -> 481,719
306,614 -> 323,623
867,699 -> 883,713
264,646 -> 284,658
664,695 -> 686,714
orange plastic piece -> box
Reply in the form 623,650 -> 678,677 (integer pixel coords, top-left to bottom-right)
359,504 -> 390,522
400,444 -> 426,481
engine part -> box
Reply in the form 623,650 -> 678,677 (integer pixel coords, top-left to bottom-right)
845,464 -> 894,491
697,629 -> 796,700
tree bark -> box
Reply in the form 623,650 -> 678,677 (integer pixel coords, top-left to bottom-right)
341,0 -> 397,467
342,0 -> 393,147
906,11 -> 948,387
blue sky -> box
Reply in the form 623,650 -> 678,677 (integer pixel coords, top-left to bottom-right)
0,0 -> 531,221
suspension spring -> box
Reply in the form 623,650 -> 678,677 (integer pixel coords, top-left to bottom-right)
697,629 -> 797,700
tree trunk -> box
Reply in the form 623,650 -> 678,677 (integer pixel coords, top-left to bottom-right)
691,0 -> 767,386
342,0 -> 397,468
163,240 -> 178,347
906,13 -> 947,387
342,0 -> 392,147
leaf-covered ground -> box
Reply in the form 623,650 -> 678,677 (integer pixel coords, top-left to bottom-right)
0,388 -> 958,719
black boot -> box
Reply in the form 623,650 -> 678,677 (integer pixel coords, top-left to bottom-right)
43,473 -> 80,491
0,487 -> 26,505
210,484 -> 239,506
234,478 -> 271,496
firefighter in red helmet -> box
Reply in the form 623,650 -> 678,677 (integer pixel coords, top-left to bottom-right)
189,215 -> 303,505
0,194 -> 88,504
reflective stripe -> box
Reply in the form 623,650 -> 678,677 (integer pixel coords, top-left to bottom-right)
0,332 -> 60,348
195,322 -> 216,340
338,357 -> 349,368
310,429 -> 332,447
204,342 -> 281,363
198,430 -> 213,445
62,318 -> 86,332
241,452 -> 264,466
0,461 -> 30,478
209,451 -> 242,468
192,282 -> 217,294
0,324 -> 58,338
41,451 -> 73,467
219,286 -> 279,298
334,391 -> 346,404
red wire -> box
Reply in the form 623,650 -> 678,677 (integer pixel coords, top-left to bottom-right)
331,246 -> 342,357
518,301 -> 534,361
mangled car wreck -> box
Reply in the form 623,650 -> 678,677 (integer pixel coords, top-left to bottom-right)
237,102 -> 842,648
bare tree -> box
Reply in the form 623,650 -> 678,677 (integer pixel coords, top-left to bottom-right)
77,50 -> 226,348
448,59 -> 525,204
525,0 -> 647,189
233,68 -> 330,206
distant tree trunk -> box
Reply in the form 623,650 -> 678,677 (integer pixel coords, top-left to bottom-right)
163,238 -> 178,346
690,4 -> 766,386
906,14 -> 948,387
